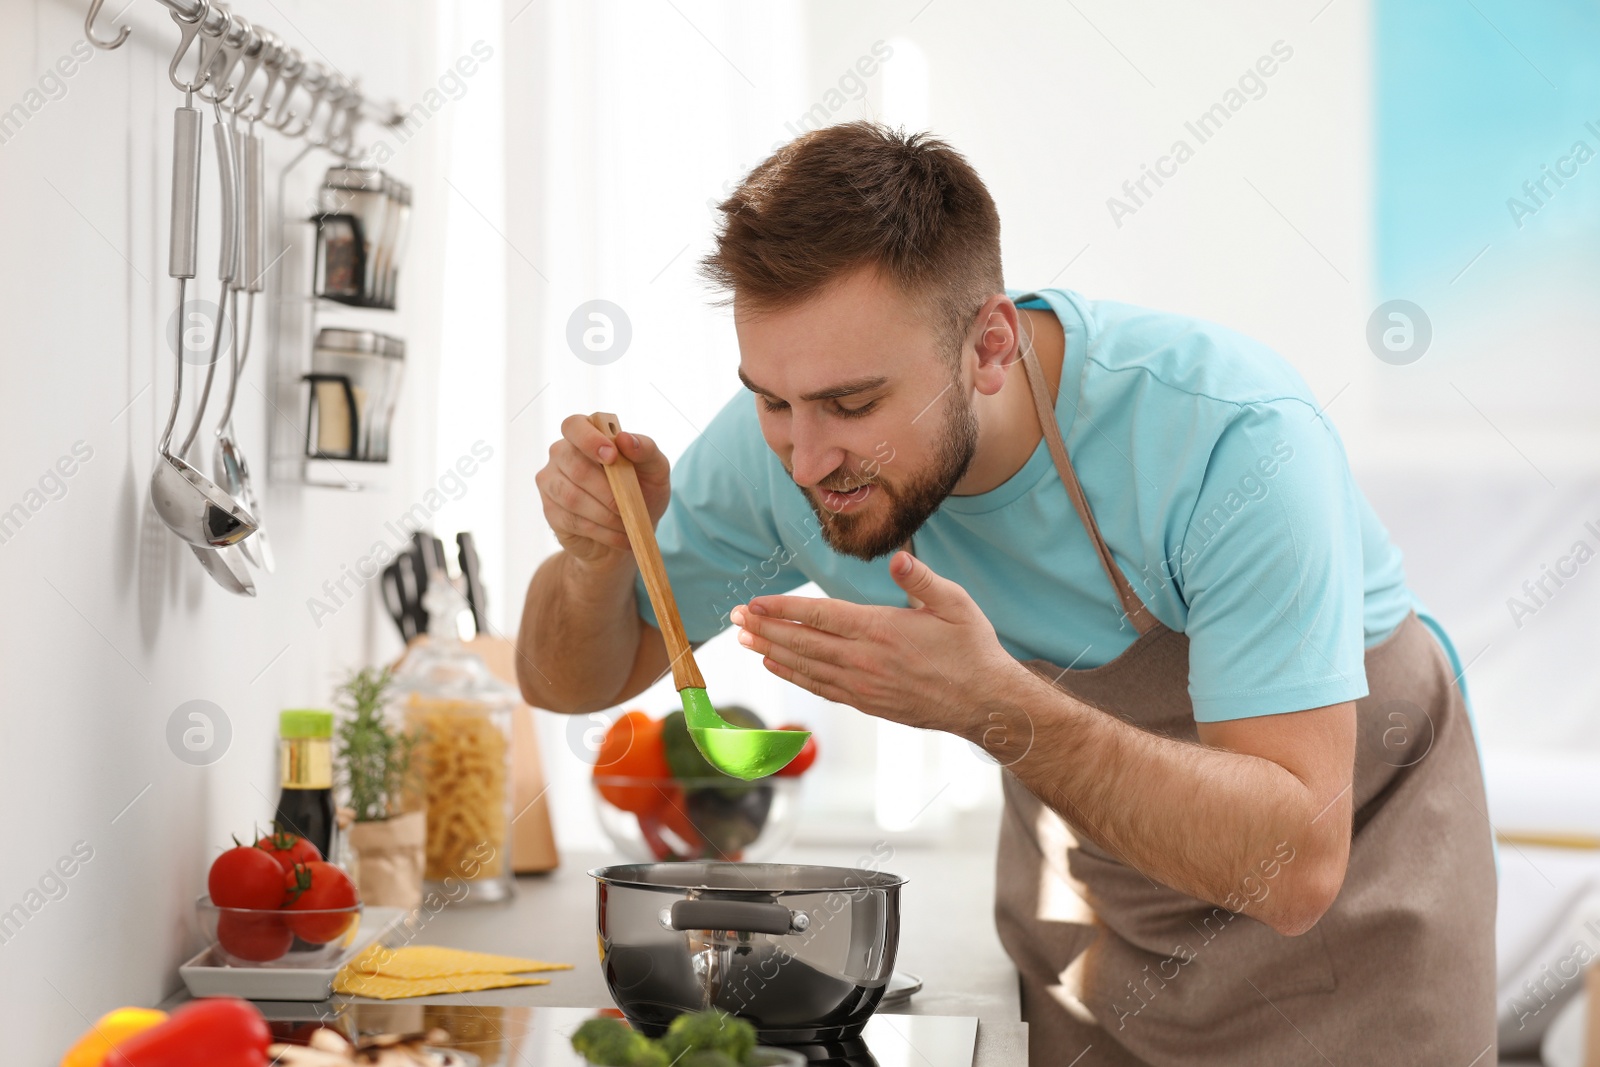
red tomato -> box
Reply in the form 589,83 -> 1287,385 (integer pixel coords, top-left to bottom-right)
216,910 -> 292,962
593,711 -> 672,814
283,862 -> 359,943
773,725 -> 817,777
208,846 -> 288,909
254,829 -> 321,873
104,997 -> 269,1067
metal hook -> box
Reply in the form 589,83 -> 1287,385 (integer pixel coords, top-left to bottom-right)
266,52 -> 306,131
329,97 -> 362,158
195,11 -> 249,105
332,85 -> 366,158
311,77 -> 351,146
224,19 -> 266,116
85,0 -> 130,50
280,65 -> 328,139
167,0 -> 213,93
249,33 -> 285,124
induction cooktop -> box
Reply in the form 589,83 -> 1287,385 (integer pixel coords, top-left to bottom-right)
261,1003 -> 980,1067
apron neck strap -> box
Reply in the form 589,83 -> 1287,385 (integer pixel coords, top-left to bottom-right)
1018,334 -> 1158,636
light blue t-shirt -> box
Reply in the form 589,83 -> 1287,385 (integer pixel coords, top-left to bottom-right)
635,288 -> 1433,723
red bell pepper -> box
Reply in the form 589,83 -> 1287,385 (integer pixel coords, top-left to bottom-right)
103,998 -> 269,1067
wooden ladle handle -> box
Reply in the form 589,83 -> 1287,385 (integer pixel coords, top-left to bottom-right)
588,412 -> 704,692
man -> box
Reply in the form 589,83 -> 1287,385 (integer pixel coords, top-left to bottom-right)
517,123 -> 1496,1065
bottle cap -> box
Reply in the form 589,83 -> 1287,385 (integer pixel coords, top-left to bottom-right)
279,709 -> 334,739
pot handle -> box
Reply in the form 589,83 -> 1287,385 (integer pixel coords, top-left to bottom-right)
665,900 -> 810,936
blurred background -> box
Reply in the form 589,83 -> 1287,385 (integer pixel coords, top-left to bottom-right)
3,0 -> 1598,1057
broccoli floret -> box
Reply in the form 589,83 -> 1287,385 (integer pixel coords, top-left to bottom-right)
570,1017 -> 669,1067
659,1010 -> 758,1062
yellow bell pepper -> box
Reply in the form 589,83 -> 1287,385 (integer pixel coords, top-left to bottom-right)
59,1008 -> 168,1067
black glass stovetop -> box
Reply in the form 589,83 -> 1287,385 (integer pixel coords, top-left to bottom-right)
262,1003 -> 979,1067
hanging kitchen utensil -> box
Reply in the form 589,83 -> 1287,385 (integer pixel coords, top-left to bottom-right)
150,73 -> 258,551
587,412 -> 809,780
184,99 -> 255,596
215,115 -> 274,572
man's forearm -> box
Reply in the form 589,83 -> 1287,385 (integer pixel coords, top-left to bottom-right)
974,667 -> 1352,935
515,551 -> 641,714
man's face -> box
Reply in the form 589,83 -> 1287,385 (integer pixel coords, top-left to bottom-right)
735,267 -> 980,561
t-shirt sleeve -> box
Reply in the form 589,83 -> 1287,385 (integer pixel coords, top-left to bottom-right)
1178,402 -> 1369,721
633,393 -> 806,644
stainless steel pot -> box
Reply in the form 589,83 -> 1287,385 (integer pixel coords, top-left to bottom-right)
590,862 -> 905,1044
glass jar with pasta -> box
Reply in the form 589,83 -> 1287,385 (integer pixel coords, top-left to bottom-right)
391,581 -> 518,904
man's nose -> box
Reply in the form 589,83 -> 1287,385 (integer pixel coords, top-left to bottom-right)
787,420 -> 844,489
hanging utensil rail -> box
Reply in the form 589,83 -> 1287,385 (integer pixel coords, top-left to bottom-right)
86,0 -> 405,145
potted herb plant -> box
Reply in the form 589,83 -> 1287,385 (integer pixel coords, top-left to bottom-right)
335,666 -> 425,909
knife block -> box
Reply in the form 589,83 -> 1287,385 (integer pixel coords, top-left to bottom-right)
392,635 -> 560,873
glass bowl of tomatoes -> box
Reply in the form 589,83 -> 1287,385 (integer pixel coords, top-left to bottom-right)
196,896 -> 364,967
199,831 -> 363,966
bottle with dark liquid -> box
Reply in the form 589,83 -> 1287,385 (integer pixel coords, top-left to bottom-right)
274,709 -> 336,861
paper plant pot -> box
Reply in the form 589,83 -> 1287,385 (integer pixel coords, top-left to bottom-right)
347,809 -> 426,910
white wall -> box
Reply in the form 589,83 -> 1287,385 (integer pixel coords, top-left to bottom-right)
0,0 -> 463,1056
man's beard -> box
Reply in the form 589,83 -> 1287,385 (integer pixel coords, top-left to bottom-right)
797,387 -> 980,562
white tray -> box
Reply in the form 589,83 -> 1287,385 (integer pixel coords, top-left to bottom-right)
180,906 -> 408,1001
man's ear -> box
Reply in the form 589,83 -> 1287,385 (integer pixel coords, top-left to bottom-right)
967,295 -> 1021,397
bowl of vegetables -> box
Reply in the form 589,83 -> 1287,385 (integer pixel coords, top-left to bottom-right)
591,707 -> 816,862
572,1010 -> 804,1066
197,829 -> 362,966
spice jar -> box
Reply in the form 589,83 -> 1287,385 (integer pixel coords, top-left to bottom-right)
390,579 -> 516,904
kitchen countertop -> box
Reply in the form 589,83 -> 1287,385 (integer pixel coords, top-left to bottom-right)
167,838 -> 1028,1064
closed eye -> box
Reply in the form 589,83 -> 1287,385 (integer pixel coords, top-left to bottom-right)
834,399 -> 878,419
759,397 -> 879,419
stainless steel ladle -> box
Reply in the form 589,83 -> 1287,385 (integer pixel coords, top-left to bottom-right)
182,97 -> 256,595
213,109 -> 273,573
150,46 -> 257,552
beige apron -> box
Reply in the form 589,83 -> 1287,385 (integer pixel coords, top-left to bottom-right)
925,344 -> 1498,1065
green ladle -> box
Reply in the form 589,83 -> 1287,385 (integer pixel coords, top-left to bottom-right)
590,412 -> 810,781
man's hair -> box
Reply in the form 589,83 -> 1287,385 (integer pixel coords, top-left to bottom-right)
702,122 -> 1003,358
